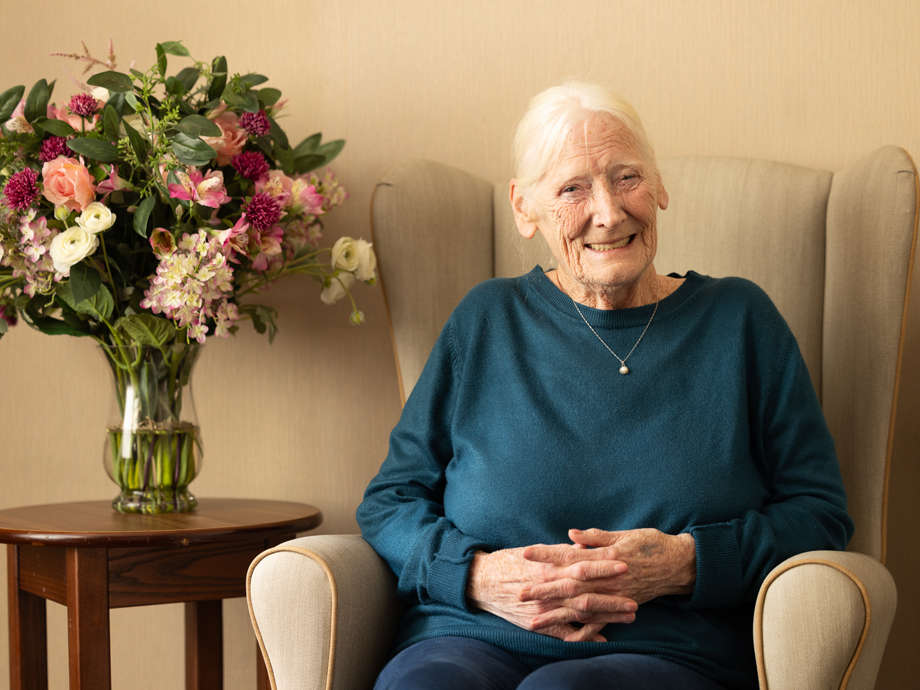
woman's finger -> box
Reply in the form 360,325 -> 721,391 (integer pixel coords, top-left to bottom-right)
529,594 -> 638,629
563,622 -> 607,643
521,574 -> 625,601
569,528 -> 620,547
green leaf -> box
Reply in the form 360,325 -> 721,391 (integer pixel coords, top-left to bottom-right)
224,89 -> 259,112
293,154 -> 325,174
34,117 -> 75,136
0,85 -> 25,122
257,87 -> 282,108
67,137 -> 119,162
175,67 -> 200,92
276,148 -> 295,175
316,139 -> 345,165
122,118 -> 148,159
239,73 -> 269,88
267,116 -> 289,149
74,283 -> 114,321
240,304 -> 278,343
102,104 -> 121,139
116,313 -> 178,348
171,132 -> 216,167
69,263 -> 102,304
124,92 -> 141,112
24,79 -> 54,123
177,114 -> 221,137
87,71 -> 134,93
293,133 -> 322,157
155,44 -> 167,76
158,40 -> 189,57
208,56 -> 228,101
23,295 -> 90,337
133,195 -> 156,238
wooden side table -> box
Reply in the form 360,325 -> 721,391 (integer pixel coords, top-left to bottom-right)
0,498 -> 322,690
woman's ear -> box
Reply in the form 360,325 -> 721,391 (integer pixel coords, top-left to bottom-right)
657,181 -> 669,211
509,180 -> 537,239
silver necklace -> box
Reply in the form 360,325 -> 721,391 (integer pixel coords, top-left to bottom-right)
571,297 -> 659,375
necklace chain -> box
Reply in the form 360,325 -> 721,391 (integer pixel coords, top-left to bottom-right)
571,297 -> 659,375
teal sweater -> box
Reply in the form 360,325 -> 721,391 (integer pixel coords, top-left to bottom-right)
357,267 -> 853,689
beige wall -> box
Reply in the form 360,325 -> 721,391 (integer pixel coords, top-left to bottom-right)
0,0 -> 917,686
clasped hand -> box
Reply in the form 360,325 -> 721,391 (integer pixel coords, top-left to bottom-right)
466,528 -> 696,643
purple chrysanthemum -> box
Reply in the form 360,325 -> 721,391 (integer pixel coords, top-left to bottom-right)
68,93 -> 99,118
232,151 -> 270,181
240,110 -> 271,136
39,136 -> 71,163
3,168 -> 40,210
244,193 -> 282,230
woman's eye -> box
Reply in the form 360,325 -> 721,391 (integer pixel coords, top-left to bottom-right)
560,185 -> 579,194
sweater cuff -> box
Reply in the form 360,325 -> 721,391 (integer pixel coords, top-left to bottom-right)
687,522 -> 745,609
426,532 -> 487,610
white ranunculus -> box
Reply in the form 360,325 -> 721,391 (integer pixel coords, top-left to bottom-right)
320,271 -> 355,305
330,236 -> 359,272
90,86 -> 110,103
76,202 -> 116,234
0,244 -> 5,263
353,239 -> 377,282
49,226 -> 99,275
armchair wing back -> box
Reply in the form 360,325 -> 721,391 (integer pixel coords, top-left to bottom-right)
248,149 -> 916,689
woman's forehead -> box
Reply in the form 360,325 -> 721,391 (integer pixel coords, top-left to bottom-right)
552,115 -> 645,174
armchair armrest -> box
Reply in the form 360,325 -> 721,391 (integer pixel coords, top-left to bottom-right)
247,534 -> 400,690
754,550 -> 896,690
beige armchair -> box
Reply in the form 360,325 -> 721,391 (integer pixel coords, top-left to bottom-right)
248,148 -> 918,689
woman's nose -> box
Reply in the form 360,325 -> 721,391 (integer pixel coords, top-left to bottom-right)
591,183 -> 628,228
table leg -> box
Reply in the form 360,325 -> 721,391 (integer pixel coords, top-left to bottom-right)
65,546 -> 110,690
256,642 -> 270,690
185,600 -> 223,689
7,545 -> 48,690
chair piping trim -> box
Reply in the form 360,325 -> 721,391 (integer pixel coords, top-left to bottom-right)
370,180 -> 408,406
753,558 -> 871,690
881,148 -> 920,565
246,545 -> 340,690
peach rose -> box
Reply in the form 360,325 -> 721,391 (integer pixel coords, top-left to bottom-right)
202,112 -> 247,166
41,157 -> 95,212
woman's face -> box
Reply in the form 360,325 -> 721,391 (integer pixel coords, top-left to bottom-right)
512,112 -> 668,307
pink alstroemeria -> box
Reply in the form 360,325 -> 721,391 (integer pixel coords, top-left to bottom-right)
96,165 -> 127,198
149,227 -> 176,258
249,224 -> 284,272
168,168 -> 231,208
216,216 -> 250,262
256,170 -> 293,208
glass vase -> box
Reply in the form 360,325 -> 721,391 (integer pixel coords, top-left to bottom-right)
102,342 -> 203,514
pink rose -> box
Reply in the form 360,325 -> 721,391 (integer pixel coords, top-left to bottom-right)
202,112 -> 247,166
41,157 -> 95,211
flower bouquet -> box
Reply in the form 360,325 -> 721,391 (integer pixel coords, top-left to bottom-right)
0,41 -> 377,512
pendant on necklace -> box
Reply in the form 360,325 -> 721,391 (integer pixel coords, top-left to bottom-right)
619,365 -> 630,375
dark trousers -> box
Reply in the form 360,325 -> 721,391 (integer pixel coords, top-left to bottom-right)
374,637 -> 727,690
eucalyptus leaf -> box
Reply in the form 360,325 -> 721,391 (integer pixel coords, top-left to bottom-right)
276,148 -> 295,175
165,76 -> 184,97
34,117 -> 75,136
267,116 -> 289,149
69,263 -> 103,304
116,313 -> 178,348
155,44 -> 167,76
158,41 -> 189,57
293,133 -> 322,157
257,87 -> 282,107
87,71 -> 134,93
24,79 -> 53,123
176,67 -> 200,92
208,56 -> 228,101
102,104 -> 121,139
0,85 -> 25,122
122,118 -> 148,159
124,92 -> 141,112
293,154 -> 325,174
239,73 -> 269,88
171,132 -> 216,166
224,89 -> 259,113
177,114 -> 221,137
316,139 -> 345,165
66,137 -> 119,162
133,195 -> 156,238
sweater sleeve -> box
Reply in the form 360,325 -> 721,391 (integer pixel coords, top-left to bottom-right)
356,317 -> 490,610
687,296 -> 855,609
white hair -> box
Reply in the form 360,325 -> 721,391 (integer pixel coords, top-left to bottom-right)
512,82 -> 658,195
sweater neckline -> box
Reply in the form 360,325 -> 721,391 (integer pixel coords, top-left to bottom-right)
525,265 -> 703,329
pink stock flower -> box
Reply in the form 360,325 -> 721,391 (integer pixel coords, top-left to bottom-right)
167,168 -> 231,208
3,168 -> 40,210
201,111 -> 247,165
41,157 -> 95,211
256,170 -> 293,207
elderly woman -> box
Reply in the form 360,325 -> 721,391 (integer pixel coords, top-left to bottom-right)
356,82 -> 852,690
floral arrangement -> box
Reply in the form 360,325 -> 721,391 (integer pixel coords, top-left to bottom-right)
0,41 -> 377,513
0,40 -> 376,347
